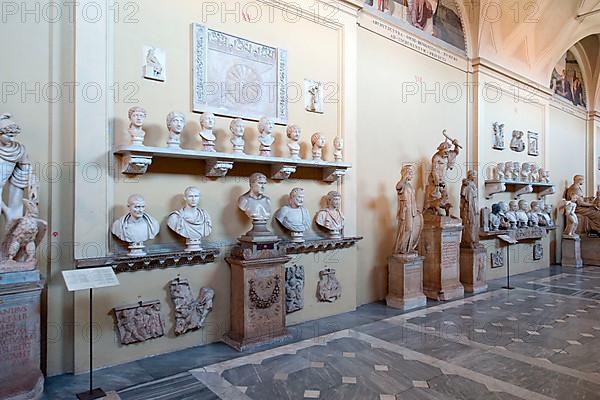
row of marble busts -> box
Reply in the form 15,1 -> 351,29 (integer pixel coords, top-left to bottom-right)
493,161 -> 550,183
127,107 -> 344,162
487,200 -> 554,231
111,182 -> 345,256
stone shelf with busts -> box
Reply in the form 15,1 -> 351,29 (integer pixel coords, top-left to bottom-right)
75,247 -> 220,273
281,236 -> 363,254
114,144 -> 351,182
479,226 -> 555,241
484,180 -> 556,199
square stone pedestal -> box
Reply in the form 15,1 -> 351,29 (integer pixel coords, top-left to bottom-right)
386,254 -> 427,311
223,236 -> 292,351
460,245 -> 488,293
0,271 -> 44,400
562,236 -> 583,268
581,236 -> 600,266
419,214 -> 464,301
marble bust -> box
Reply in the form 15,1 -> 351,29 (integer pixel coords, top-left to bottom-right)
238,172 -> 271,222
286,124 -> 301,160
257,117 -> 275,156
128,106 -> 147,145
316,190 -> 345,239
513,162 -> 521,181
497,201 -> 512,229
311,132 -> 326,161
199,112 -> 216,152
505,201 -> 519,229
528,201 -> 540,226
510,130 -> 525,152
495,162 -> 505,180
111,194 -> 160,256
166,111 -> 186,149
538,168 -> 550,183
275,187 -> 311,242
516,200 -> 530,227
520,163 -> 531,182
333,137 -> 343,162
504,162 -> 514,181
167,186 -> 212,251
230,118 -> 245,154
529,163 -> 538,182
489,203 -> 501,231
392,165 -> 422,254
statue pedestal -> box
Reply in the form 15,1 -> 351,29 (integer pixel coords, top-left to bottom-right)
223,229 -> 292,351
419,214 -> 464,301
0,271 -> 44,400
460,244 -> 488,293
386,254 -> 426,311
562,236 -> 583,268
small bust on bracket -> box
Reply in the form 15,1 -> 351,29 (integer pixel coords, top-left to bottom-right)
198,112 -> 216,152
111,194 -> 160,256
275,187 -> 311,243
311,132 -> 326,161
286,124 -> 301,160
333,137 -> 344,162
230,118 -> 245,154
166,111 -> 186,149
315,190 -> 345,239
167,186 -> 212,251
128,106 -> 147,145
257,117 -> 275,157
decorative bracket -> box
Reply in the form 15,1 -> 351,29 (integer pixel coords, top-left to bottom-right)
205,159 -> 234,177
535,185 -> 556,199
122,154 -> 153,175
485,181 -> 506,199
513,183 -> 533,198
271,164 -> 297,180
323,167 -> 348,182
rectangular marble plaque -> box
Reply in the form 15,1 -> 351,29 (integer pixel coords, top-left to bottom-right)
62,267 -> 119,292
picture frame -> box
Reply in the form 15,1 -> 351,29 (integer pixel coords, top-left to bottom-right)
528,131 -> 539,156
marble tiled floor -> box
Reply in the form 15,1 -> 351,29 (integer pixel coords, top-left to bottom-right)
43,266 -> 600,400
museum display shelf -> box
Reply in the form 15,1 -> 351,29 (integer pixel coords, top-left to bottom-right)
480,226 -> 555,241
114,145 -> 351,182
281,236 -> 363,254
484,180 -> 556,199
75,247 -> 220,273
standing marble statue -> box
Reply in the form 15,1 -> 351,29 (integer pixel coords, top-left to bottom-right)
275,187 -> 311,242
230,118 -> 245,154
333,137 -> 344,162
460,170 -> 479,248
199,112 -> 216,152
566,175 -> 600,233
424,132 -> 461,215
315,191 -> 345,239
563,197 -> 579,238
166,111 -> 186,149
111,194 -> 160,256
392,165 -> 422,254
257,117 -> 275,156
311,132 -> 326,161
167,186 -> 212,251
492,122 -> 505,150
286,124 -> 301,160
128,106 -> 147,145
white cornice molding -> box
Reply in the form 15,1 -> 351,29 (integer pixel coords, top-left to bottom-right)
472,57 -> 553,96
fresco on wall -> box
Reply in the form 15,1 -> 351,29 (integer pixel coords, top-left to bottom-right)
550,50 -> 587,108
365,0 -> 466,51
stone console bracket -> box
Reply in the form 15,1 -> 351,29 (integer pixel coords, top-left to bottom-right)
282,236 -> 363,254
75,248 -> 220,273
484,180 -> 556,200
115,145 -> 351,182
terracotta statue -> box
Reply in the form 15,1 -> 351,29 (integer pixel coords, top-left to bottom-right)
167,186 -> 212,251
510,130 -> 525,152
424,132 -> 461,215
257,117 -> 275,156
565,175 -> 600,233
166,111 -> 186,149
333,137 -> 344,162
311,132 -> 326,161
315,191 -> 345,239
199,112 -> 216,152
286,124 -> 301,160
460,170 -> 479,248
128,106 -> 147,145
238,172 -> 271,222
392,165 -> 422,254
111,194 -> 160,256
230,118 -> 245,154
275,187 -> 311,242
563,197 -> 579,238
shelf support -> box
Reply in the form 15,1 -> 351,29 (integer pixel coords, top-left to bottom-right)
121,154 -> 153,175
271,164 -> 297,180
323,167 -> 347,182
485,181 -> 506,199
205,159 -> 234,177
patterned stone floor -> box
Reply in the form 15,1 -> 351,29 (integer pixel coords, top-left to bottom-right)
43,266 -> 600,400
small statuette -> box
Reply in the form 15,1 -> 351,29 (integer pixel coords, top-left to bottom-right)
258,117 -> 275,157
166,111 -> 186,149
128,106 -> 147,145
492,122 -> 505,150
316,191 -> 345,239
275,187 -> 311,243
510,130 -> 525,152
333,137 -> 343,162
286,124 -> 301,160
199,112 -> 216,152
563,198 -> 578,238
311,132 -> 326,161
111,194 -> 160,256
167,186 -> 212,251
230,118 -> 245,154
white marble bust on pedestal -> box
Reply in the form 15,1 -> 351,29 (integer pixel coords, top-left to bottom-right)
286,124 -> 301,160
333,137 -> 343,162
166,111 -> 186,149
316,191 -> 345,239
128,106 -> 147,145
230,118 -> 245,154
311,132 -> 326,161
199,112 -> 216,152
111,194 -> 160,256
516,200 -> 529,227
275,187 -> 311,242
238,172 -> 271,222
257,117 -> 275,157
167,186 -> 212,251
